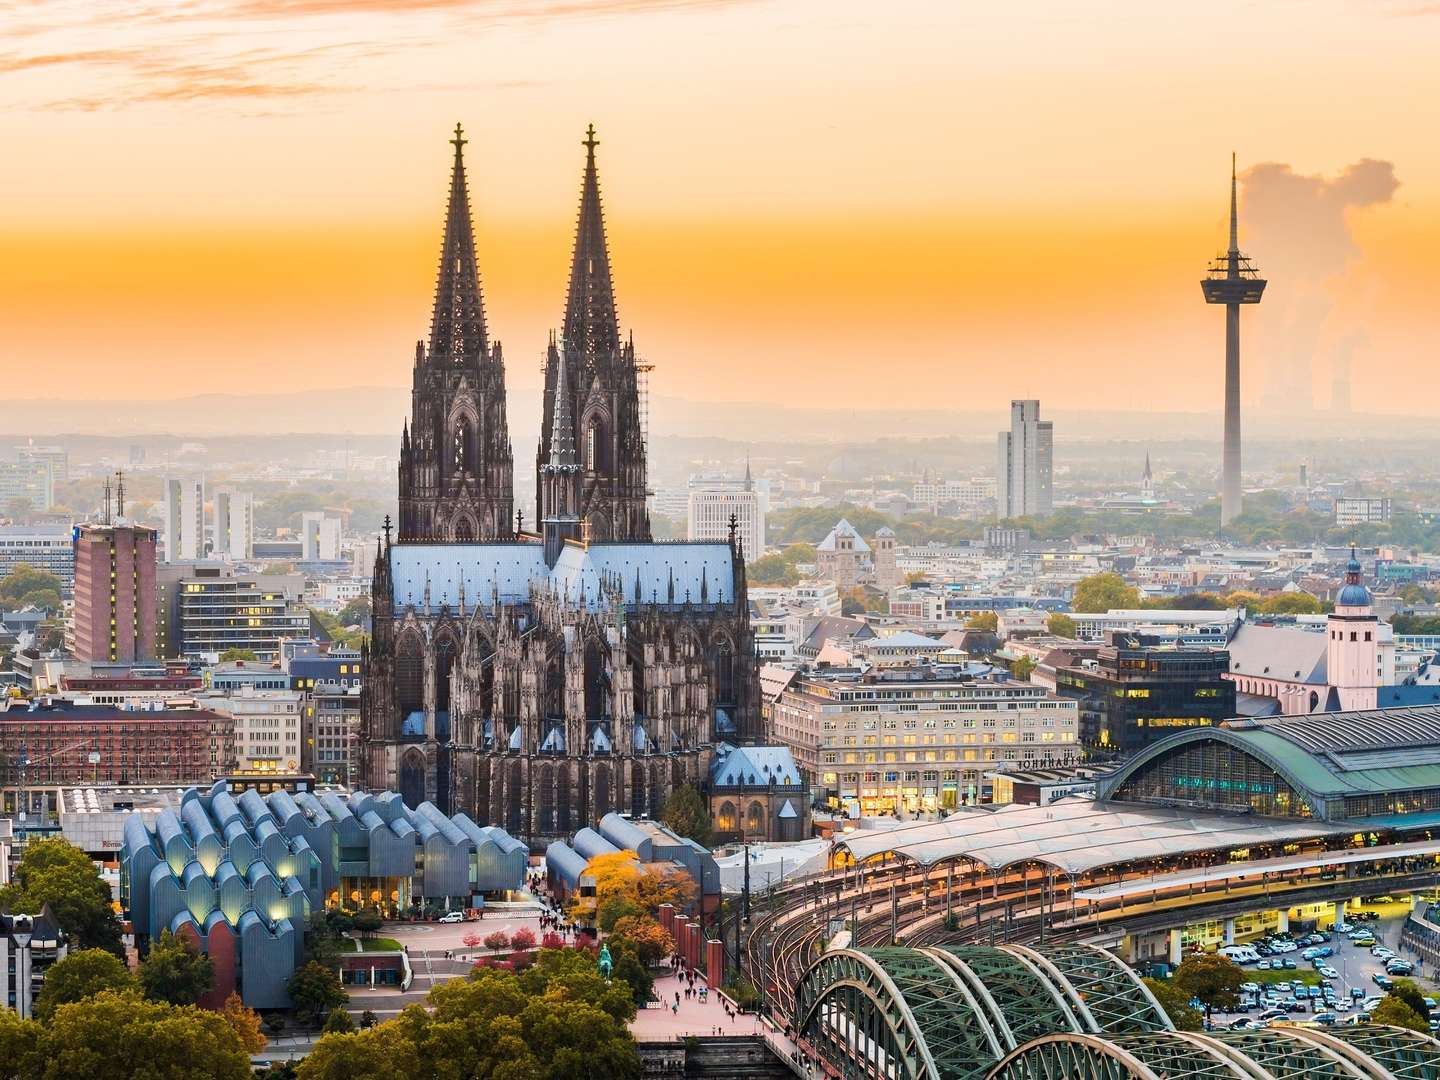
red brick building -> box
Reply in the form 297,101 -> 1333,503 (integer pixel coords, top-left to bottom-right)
0,702 -> 231,786
71,523 -> 158,664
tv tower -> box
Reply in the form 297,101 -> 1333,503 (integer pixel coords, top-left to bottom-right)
1201,154 -> 1266,527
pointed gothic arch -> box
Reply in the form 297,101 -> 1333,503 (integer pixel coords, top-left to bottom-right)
630,761 -> 645,817
507,759 -> 524,836
648,762 -> 664,819
537,763 -> 555,836
583,637 -> 607,722
453,413 -> 475,473
557,763 -> 574,834
395,630 -> 425,723
399,749 -> 427,809
593,763 -> 612,820
433,628 -> 459,720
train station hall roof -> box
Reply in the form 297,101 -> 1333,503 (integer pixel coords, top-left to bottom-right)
832,799 -> 1353,876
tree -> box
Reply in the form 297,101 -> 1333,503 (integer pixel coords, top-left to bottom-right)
352,909 -> 383,939
219,991 -> 268,1054
660,784 -> 713,847
605,939 -> 654,1008
577,851 -> 696,922
1011,655 -> 1036,682
287,960 -> 348,1025
1047,612 -> 1077,638
483,930 -> 510,951
1259,591 -> 1323,615
0,1007 -> 41,1077
1071,573 -> 1141,614
1374,994 -> 1428,1032
323,1008 -> 356,1034
39,990 -> 251,1080
139,929 -> 214,1006
610,915 -> 672,967
510,928 -> 537,951
218,647 -> 258,662
0,838 -> 123,957
1172,954 -> 1243,1019
337,596 -> 372,626
0,564 -> 62,607
33,947 -> 138,1021
965,611 -> 999,633
1388,978 -> 1430,1021
1142,977 -> 1202,1031
597,895 -> 644,933
298,964 -> 641,1080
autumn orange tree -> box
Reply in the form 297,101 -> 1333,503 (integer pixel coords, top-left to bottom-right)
610,915 -> 672,967
571,851 -> 697,922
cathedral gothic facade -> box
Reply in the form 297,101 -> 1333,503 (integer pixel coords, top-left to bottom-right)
361,125 -> 758,849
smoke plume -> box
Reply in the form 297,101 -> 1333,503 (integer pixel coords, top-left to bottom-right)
1239,159 -> 1398,410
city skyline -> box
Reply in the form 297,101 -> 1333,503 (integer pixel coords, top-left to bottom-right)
3,1 -> 1437,415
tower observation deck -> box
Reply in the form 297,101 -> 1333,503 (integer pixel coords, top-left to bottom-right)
1201,153 -> 1266,527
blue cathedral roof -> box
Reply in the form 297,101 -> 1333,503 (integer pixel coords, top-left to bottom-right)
388,540 -> 737,611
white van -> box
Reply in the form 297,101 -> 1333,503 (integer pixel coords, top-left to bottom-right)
1220,945 -> 1260,964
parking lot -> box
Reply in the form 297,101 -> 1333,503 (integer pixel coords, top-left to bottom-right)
1205,899 -> 1435,1031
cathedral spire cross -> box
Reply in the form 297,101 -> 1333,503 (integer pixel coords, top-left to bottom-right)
452,122 -> 467,154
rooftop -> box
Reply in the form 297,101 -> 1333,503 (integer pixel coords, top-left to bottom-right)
832,798 -> 1351,875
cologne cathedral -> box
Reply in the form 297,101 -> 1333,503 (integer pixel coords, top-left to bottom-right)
360,125 -> 758,849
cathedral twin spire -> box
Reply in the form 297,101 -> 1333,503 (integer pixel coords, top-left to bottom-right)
400,123 -> 647,546
429,124 -> 491,364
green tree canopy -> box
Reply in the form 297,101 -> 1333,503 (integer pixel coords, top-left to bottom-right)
337,596 -> 372,626
0,839 -> 123,957
1046,612 -> 1077,638
1387,978 -> 1430,1021
1141,977 -> 1202,1031
33,948 -> 138,1022
1070,573 -> 1141,614
965,611 -> 999,632
299,963 -> 641,1080
218,648 -> 258,662
1011,655 -> 1036,681
1172,954 -> 1244,1019
1373,994 -> 1428,1032
38,990 -> 251,1080
0,564 -> 63,608
138,929 -> 214,1006
1258,591 -> 1324,615
288,960 -> 348,1024
660,783 -> 713,847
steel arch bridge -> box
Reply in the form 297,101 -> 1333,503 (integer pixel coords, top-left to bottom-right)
986,1026 -> 1440,1080
793,944 -> 1171,1080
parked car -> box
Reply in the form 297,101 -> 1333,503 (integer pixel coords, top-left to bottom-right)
1257,1009 -> 1288,1022
438,911 -> 465,924
1351,988 -> 1367,1000
1387,961 -> 1415,976
1241,982 -> 1262,994
1313,1012 -> 1338,1025
1320,966 -> 1340,979
1373,974 -> 1394,989
1257,960 -> 1274,970
1281,958 -> 1297,969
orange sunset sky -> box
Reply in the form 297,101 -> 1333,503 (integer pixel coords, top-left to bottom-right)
3,0 -> 1440,418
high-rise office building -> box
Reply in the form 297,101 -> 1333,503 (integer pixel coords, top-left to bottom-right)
687,463 -> 765,556
300,512 -> 341,561
212,489 -> 254,560
16,444 -> 67,486
0,458 -> 54,514
996,399 -> 1053,519
162,477 -> 205,561
71,522 -> 158,663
